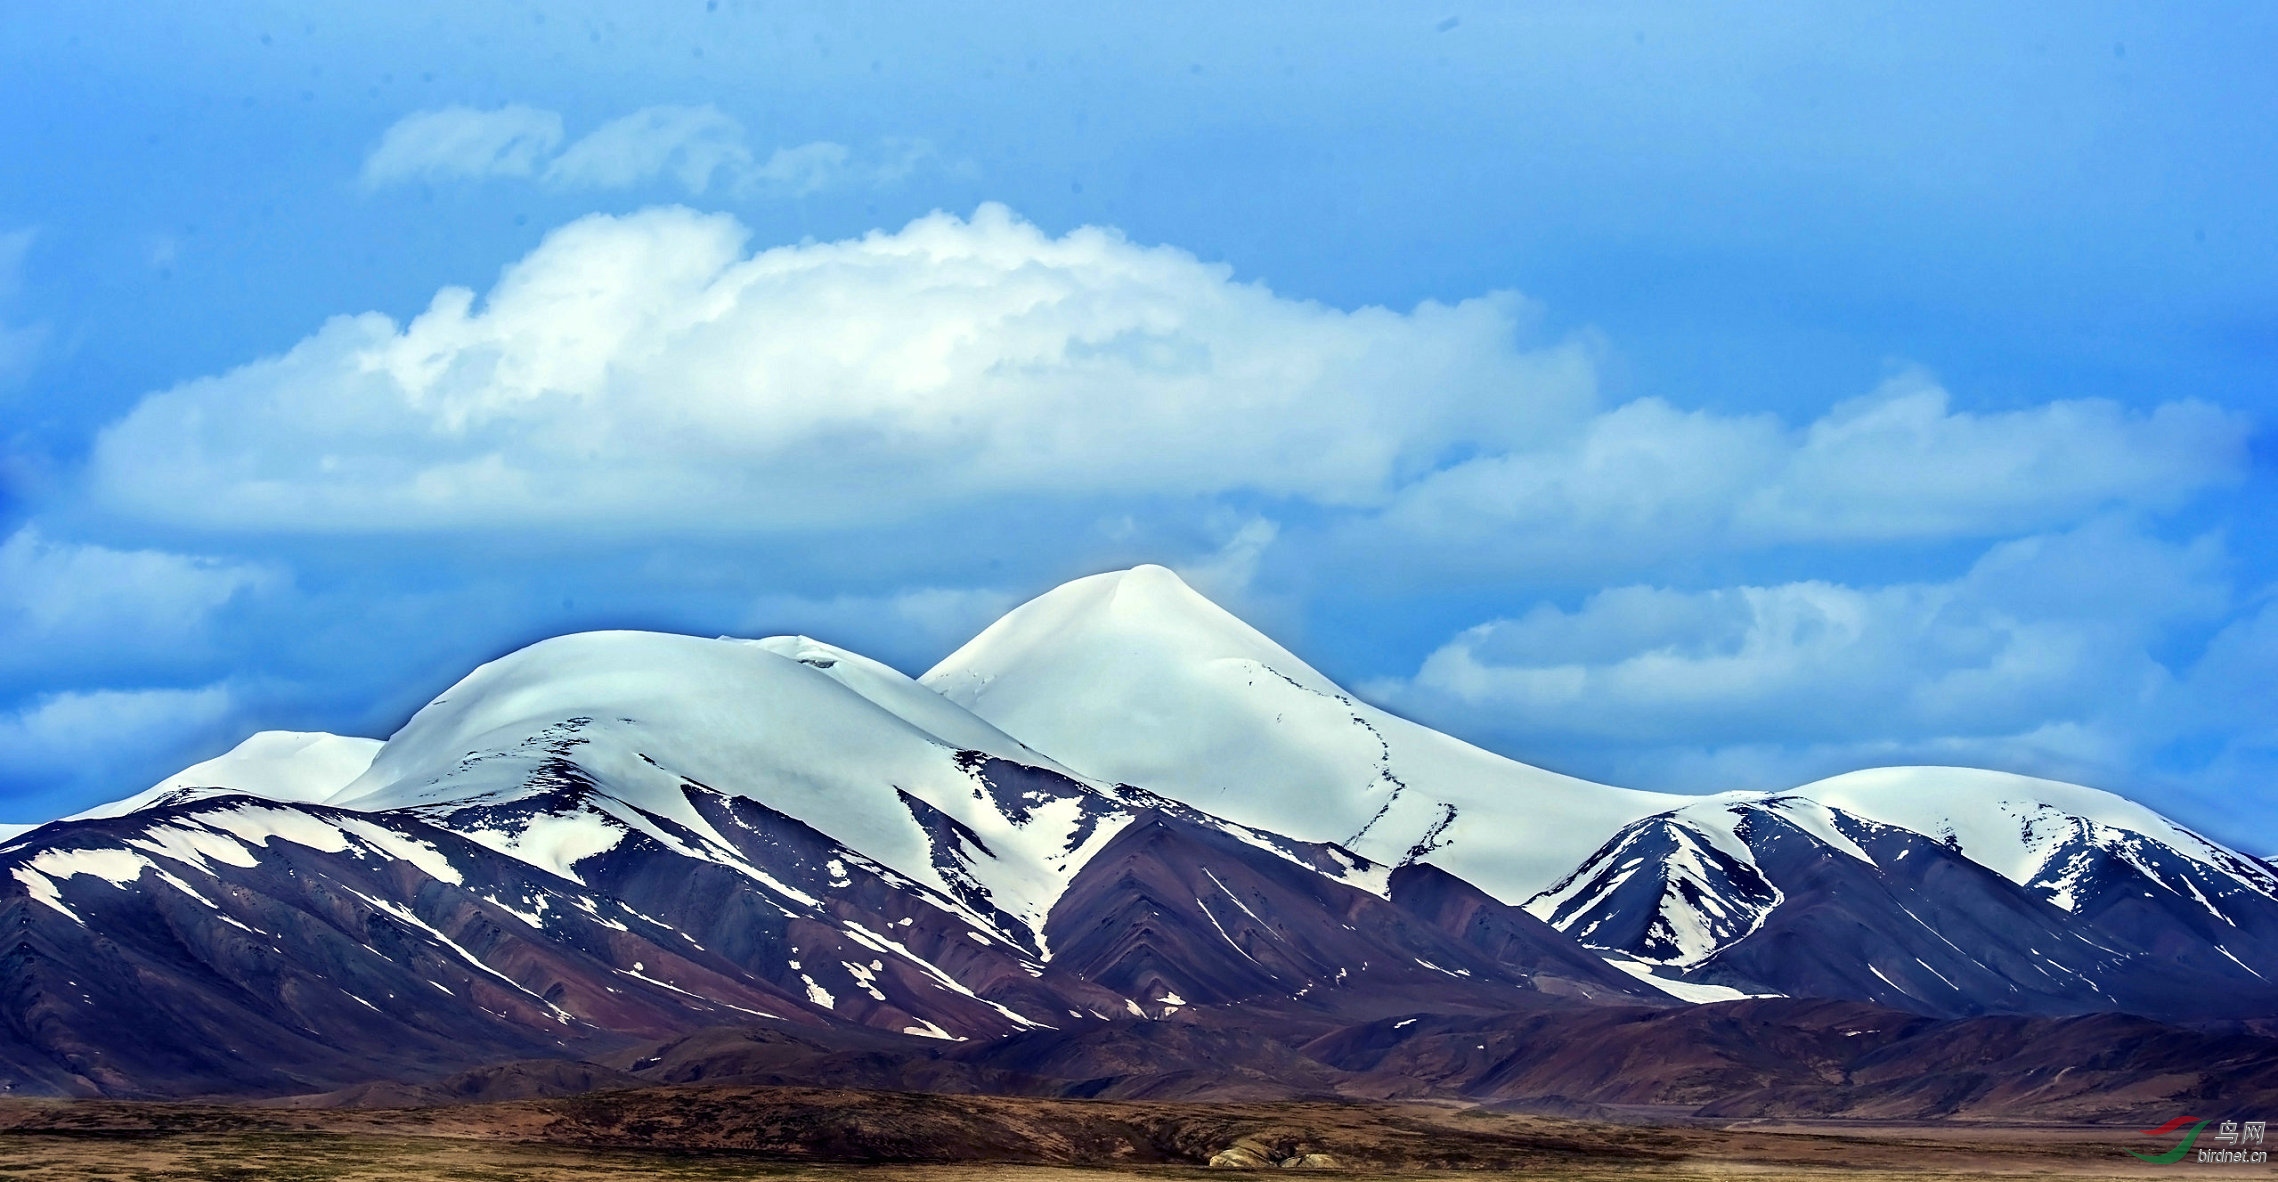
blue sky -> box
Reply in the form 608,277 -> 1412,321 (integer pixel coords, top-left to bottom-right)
3,3 -> 2274,848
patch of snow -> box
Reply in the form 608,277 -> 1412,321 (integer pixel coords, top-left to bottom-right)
619,964 -> 777,1018
198,805 -> 353,855
1599,956 -> 1767,1004
126,822 -> 260,872
10,866 -> 82,923
842,959 -> 889,1001
902,1018 -> 960,1040
23,846 -> 149,888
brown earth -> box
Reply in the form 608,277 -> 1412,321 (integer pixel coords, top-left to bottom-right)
0,1086 -> 2246,1178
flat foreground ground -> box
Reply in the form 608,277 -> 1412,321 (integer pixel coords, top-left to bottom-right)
0,1135 -> 2232,1182
0,1089 -> 2248,1179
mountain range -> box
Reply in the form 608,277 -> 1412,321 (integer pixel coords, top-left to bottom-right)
5,565 -> 2275,1107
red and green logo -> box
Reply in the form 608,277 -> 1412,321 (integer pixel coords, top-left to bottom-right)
2130,1115 -> 2209,1164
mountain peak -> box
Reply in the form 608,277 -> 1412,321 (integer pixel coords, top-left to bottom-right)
924,568 -> 1681,901
66,730 -> 383,822
924,565 -> 1339,708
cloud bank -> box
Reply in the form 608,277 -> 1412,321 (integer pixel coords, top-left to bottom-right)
1373,517 -> 2248,792
90,203 -> 2247,568
1356,381 -> 2248,572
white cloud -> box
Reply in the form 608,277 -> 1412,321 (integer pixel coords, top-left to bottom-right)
79,203 -> 2250,591
1377,520 -> 2231,789
360,105 -> 564,186
1177,516 -> 1280,603
544,104 -> 758,194
0,684 -> 235,801
745,140 -> 854,196
537,106 -> 949,197
0,527 -> 275,673
364,103 -> 938,198
1364,374 -> 2250,569
90,204 -> 1594,530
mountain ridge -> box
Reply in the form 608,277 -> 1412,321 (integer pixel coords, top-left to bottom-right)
6,564 -> 2275,1101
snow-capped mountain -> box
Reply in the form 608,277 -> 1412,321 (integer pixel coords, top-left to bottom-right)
1,627 -> 1656,1097
921,565 -> 1686,901
8,566 -> 2276,1098
65,730 -> 383,822
1531,770 -> 2278,1017
924,566 -> 2278,1020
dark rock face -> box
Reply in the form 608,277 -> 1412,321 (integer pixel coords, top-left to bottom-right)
1043,810 -> 1658,1016
1384,861 -> 1662,1000
10,732 -> 2278,1105
0,753 -> 1662,1099
1,796 -> 818,1098
1534,798 -> 2278,1020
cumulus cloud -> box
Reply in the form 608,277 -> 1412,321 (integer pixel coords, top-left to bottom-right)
1375,519 -> 2233,790
360,105 -> 564,186
0,528 -> 277,677
1361,374 -> 2251,571
90,204 -> 1593,530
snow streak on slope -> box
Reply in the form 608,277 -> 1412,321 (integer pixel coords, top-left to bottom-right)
922,565 -> 1685,900
68,731 -> 384,822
